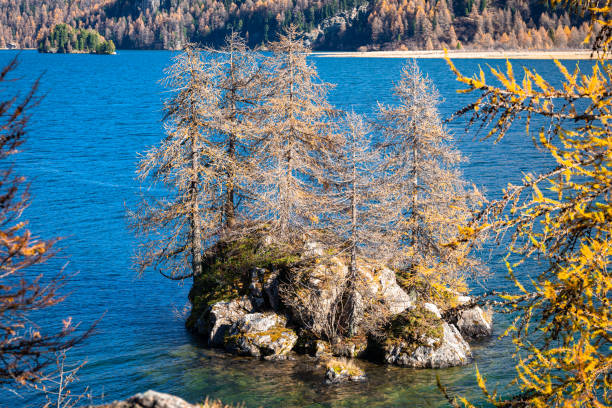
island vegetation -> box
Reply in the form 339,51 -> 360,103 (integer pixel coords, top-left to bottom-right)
129,26 -> 489,375
37,24 -> 116,54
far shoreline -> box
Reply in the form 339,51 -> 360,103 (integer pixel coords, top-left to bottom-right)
312,49 -> 597,59
0,48 -> 599,60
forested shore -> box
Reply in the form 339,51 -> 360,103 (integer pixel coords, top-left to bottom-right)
0,0 -> 594,51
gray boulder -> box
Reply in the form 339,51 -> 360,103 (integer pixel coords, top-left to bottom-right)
249,267 -> 281,311
86,390 -> 195,408
225,312 -> 297,359
456,306 -> 493,341
195,296 -> 254,347
376,267 -> 415,314
384,322 -> 472,368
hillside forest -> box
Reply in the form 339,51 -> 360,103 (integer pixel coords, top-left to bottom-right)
1,0 -> 593,51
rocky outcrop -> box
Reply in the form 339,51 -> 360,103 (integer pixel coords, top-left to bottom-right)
224,312 -> 297,359
187,237 -> 492,371
87,390 -> 196,408
304,4 -> 369,46
445,295 -> 493,341
195,296 -> 254,347
376,266 -> 416,314
284,256 -> 414,336
384,322 -> 471,368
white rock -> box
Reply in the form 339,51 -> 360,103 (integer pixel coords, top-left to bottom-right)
384,322 -> 472,368
456,295 -> 472,305
96,390 -> 196,408
423,302 -> 442,319
196,296 -> 253,347
225,312 -> 297,359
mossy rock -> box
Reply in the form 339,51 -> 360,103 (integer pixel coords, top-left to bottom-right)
223,313 -> 298,358
377,305 -> 445,354
186,233 -> 301,330
324,358 -> 367,384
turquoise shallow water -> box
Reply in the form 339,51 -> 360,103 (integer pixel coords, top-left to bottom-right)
0,50 -> 591,407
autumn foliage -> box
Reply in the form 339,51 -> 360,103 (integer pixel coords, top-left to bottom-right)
0,0 -> 596,51
441,0 -> 612,406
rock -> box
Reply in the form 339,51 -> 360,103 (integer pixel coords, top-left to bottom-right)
87,390 -> 196,408
456,295 -> 472,305
324,358 -> 367,384
248,268 -> 266,309
423,302 -> 442,319
294,330 -> 332,357
384,322 -> 471,368
247,267 -> 281,311
225,312 -> 297,359
303,241 -> 325,258
195,296 -> 254,347
376,266 -> 415,314
304,4 -> 368,45
456,306 -> 493,341
314,340 -> 331,357
263,269 -> 281,311
285,256 -> 414,336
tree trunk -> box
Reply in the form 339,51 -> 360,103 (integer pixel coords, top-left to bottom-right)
190,127 -> 203,279
347,156 -> 359,337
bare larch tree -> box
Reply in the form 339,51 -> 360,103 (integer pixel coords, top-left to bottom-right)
247,26 -> 339,244
130,46 -> 227,280
207,33 -> 266,231
322,112 -> 399,335
377,60 -> 484,300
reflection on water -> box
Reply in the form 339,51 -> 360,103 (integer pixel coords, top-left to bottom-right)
141,330 -> 509,408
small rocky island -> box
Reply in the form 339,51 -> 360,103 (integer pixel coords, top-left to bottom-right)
37,24 -> 116,54
186,234 -> 492,383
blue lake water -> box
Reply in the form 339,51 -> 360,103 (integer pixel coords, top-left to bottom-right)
0,50 -> 590,407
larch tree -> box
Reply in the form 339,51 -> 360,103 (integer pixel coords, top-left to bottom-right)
441,0 -> 611,406
206,33 -> 266,231
247,25 -> 339,245
323,111 -> 399,335
377,60 -> 484,305
130,46 -> 227,280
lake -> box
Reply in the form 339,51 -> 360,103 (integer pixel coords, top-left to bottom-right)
0,50 -> 587,408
